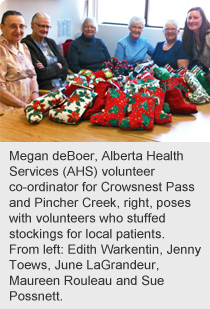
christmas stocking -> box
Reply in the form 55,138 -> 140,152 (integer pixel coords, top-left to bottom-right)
119,93 -> 155,130
49,88 -> 97,124
165,88 -> 198,114
184,72 -> 210,104
24,90 -> 66,124
191,65 -> 210,95
89,88 -> 128,127
83,80 -> 116,119
145,87 -> 172,125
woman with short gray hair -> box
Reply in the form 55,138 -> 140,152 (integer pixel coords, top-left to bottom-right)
67,17 -> 110,73
115,16 -> 154,65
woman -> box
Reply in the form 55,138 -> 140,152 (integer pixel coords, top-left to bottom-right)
22,12 -> 68,90
114,16 -> 154,65
0,10 -> 39,115
152,19 -> 189,70
182,7 -> 210,71
67,17 -> 110,73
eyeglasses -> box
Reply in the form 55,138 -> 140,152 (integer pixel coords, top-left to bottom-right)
164,28 -> 177,32
35,23 -> 52,29
4,24 -> 27,30
83,25 -> 96,29
131,26 -> 143,30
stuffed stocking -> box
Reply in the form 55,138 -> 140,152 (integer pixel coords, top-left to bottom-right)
165,88 -> 197,114
145,87 -> 172,125
191,65 -> 210,95
49,88 -> 97,124
83,80 -> 116,119
24,90 -> 66,124
204,70 -> 210,83
184,72 -> 210,104
119,93 -> 155,130
89,88 -> 128,127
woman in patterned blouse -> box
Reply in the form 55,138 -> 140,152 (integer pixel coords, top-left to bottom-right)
0,10 -> 39,115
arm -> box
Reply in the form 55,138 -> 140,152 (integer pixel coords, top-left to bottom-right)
0,88 -> 26,108
176,42 -> 190,68
147,41 -> 155,57
67,42 -> 82,73
101,41 -> 110,61
0,47 -> 26,108
114,42 -> 125,61
177,59 -> 189,68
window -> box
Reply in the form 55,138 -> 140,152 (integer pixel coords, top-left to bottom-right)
97,0 -> 146,25
148,0 -> 210,28
96,0 -> 210,28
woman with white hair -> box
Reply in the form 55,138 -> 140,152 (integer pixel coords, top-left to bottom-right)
114,16 -> 154,65
152,19 -> 189,69
67,17 -> 110,73
22,12 -> 68,90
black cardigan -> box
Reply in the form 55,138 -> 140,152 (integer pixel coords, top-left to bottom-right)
22,35 -> 68,90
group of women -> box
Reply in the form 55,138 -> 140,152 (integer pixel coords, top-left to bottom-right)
0,7 -> 210,115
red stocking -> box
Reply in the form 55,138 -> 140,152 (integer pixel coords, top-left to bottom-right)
165,88 -> 198,115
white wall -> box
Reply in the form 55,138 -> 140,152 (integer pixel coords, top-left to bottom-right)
0,0 -> 87,44
98,24 -> 184,57
0,0 -> 183,56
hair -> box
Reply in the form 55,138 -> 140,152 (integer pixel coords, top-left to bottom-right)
1,10 -> 22,24
128,16 -> 145,28
164,19 -> 179,29
32,12 -> 51,22
182,7 -> 210,59
81,17 -> 98,32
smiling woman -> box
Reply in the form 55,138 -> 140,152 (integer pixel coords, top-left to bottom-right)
182,7 -> 210,71
0,10 -> 39,115
66,17 -> 110,73
114,16 -> 154,65
152,19 -> 189,69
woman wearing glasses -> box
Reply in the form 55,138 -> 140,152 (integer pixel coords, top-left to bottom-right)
152,19 -> 189,70
22,12 -> 68,90
67,17 -> 110,73
114,16 -> 154,65
0,10 -> 39,115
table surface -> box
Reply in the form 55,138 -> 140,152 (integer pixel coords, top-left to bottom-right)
0,102 -> 210,142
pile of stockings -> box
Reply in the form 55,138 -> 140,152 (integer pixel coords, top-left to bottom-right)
24,57 -> 210,130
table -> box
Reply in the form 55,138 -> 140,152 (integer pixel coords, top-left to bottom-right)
0,103 -> 210,142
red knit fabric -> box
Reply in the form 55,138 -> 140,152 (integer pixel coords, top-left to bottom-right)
165,88 -> 198,114
83,81 -> 114,119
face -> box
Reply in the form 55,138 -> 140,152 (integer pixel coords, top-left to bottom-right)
1,15 -> 25,45
31,16 -> 51,40
187,10 -> 203,32
163,22 -> 179,42
83,22 -> 96,38
129,22 -> 143,40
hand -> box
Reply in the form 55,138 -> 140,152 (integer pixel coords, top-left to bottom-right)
56,62 -> 62,69
29,92 -> 39,103
36,60 -> 44,69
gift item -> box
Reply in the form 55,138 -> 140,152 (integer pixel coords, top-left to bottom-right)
159,77 -> 180,91
204,69 -> 210,83
49,89 -> 97,124
66,73 -> 88,87
24,90 -> 66,124
151,65 -> 171,80
191,65 -> 210,95
145,87 -> 172,125
165,88 -> 198,114
83,80 -> 115,119
119,93 -> 155,130
89,88 -> 128,127
184,72 -> 210,104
